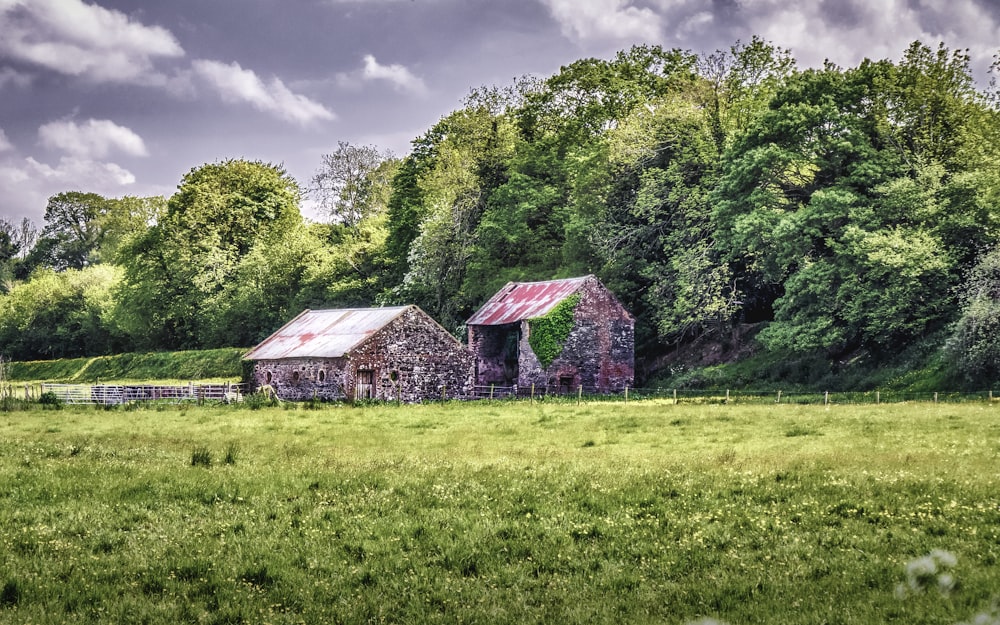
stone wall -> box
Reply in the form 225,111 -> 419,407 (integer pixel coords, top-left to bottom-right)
347,307 -> 474,402
250,357 -> 349,402
467,322 -> 519,386
516,276 -> 634,393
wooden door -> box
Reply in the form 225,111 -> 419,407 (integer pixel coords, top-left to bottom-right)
355,369 -> 374,400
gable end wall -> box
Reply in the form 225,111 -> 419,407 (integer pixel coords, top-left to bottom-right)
517,277 -> 634,392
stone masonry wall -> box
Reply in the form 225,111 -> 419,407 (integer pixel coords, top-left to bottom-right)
347,307 -> 474,402
517,276 -> 634,393
251,357 -> 349,402
468,323 -> 519,386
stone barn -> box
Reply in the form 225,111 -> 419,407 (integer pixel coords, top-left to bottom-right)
467,275 -> 634,393
244,306 -> 473,402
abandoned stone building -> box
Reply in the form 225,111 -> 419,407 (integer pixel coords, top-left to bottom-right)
466,275 -> 634,393
244,306 -> 474,402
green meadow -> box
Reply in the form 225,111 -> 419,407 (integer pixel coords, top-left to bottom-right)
1,400 -> 998,624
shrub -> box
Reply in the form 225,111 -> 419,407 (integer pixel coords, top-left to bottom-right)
0,579 -> 21,607
38,391 -> 63,410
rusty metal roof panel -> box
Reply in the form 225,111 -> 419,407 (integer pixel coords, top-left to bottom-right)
245,307 -> 410,360
466,276 -> 590,326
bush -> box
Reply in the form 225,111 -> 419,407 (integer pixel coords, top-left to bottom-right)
946,247 -> 1000,385
38,391 -> 63,410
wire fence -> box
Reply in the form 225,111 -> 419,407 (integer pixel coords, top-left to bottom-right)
467,385 -> 1000,406
4,381 -> 998,407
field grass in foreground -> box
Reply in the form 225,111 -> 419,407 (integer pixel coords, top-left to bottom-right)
1,400 -> 998,624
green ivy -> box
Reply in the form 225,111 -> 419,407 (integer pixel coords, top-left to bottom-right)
528,294 -> 581,369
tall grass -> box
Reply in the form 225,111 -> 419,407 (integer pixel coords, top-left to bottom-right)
0,401 -> 997,624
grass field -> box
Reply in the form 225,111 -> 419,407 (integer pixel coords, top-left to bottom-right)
1,400 -> 998,624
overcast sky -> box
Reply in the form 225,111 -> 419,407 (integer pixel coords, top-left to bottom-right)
1,0 -> 998,225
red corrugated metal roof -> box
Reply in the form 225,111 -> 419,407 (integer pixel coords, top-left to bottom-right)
244,307 -> 410,360
466,276 -> 591,326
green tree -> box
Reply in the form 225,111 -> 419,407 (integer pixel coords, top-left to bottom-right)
947,247 -> 1000,383
26,192 -> 108,271
115,160 -> 303,349
714,44 -> 997,356
696,36 -> 796,152
98,195 -> 166,264
0,266 -> 124,359
466,45 -> 700,314
598,90 -> 731,347
309,142 -> 396,226
20,193 -> 162,275
0,218 -> 37,288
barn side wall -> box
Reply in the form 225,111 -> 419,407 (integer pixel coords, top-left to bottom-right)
250,357 -> 348,402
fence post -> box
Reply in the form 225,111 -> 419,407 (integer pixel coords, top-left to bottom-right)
824,391 -> 829,406
726,389 -> 730,404
490,384 -> 495,400
577,385 -> 582,405
531,383 -> 535,404
673,389 -> 678,405
876,390 -> 880,405
441,385 -> 447,402
625,386 -> 629,404
934,392 -> 938,403
777,390 -> 782,404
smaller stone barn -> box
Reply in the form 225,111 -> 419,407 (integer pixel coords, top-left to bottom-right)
244,306 -> 473,402
467,275 -> 634,393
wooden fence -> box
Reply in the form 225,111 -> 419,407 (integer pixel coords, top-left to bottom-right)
39,383 -> 245,406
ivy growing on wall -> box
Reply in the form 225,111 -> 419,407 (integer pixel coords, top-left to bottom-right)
528,294 -> 581,369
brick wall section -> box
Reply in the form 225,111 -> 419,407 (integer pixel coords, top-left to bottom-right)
252,307 -> 474,402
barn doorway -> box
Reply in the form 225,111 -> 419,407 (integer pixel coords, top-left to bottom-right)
355,369 -> 374,400
559,375 -> 574,394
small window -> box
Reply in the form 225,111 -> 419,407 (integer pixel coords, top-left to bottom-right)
265,371 -> 272,384
292,371 -> 300,384
318,370 -> 326,383
389,370 -> 399,382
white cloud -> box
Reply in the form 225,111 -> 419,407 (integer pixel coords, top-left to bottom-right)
38,118 -> 148,159
541,0 -> 662,42
360,55 -> 428,95
192,59 -> 335,125
0,128 -> 11,152
0,155 -> 138,223
0,0 -> 184,84
736,0 -> 1000,77
22,155 -> 136,186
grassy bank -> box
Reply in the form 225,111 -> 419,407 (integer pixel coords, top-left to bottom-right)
1,400 -> 998,624
6,347 -> 245,384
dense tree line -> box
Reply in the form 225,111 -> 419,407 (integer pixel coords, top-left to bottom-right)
3,39 -> 1000,386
